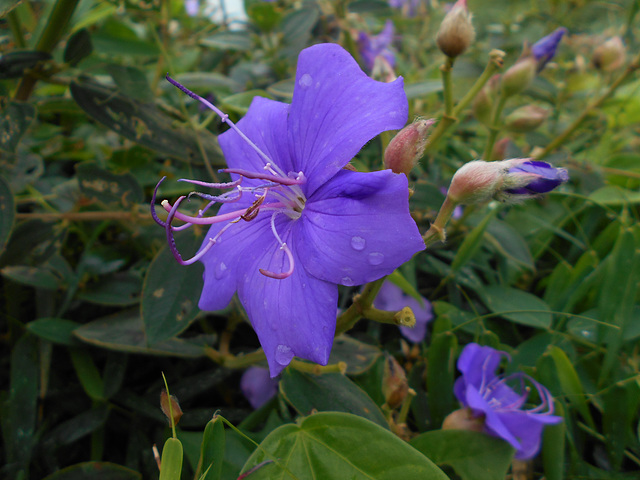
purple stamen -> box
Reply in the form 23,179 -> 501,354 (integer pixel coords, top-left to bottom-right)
160,200 -> 285,225
177,177 -> 242,189
260,243 -> 295,279
165,196 -> 217,265
221,168 -> 306,186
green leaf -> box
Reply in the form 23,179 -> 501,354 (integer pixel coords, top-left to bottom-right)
404,80 -> 443,100
76,162 -> 144,207
0,175 -> 15,255
485,219 -> 534,270
480,286 -> 552,329
0,51 -> 51,80
198,415 -> 225,480
42,405 -> 109,447
107,64 -> 154,103
0,101 -> 36,152
201,31 -> 253,51
240,412 -> 448,479
70,80 -> 224,165
426,319 -> 457,428
589,185 -> 640,205
160,437 -> 184,480
247,2 -> 282,32
141,235 -> 204,344
69,348 -> 105,401
74,310 -> 208,357
220,90 -> 273,115
64,28 -> 93,66
78,272 -> 142,306
347,0 -> 392,14
280,369 -> 389,429
42,461 -> 141,480
0,265 -> 62,290
451,205 -> 498,272
92,18 -> 159,56
0,0 -> 23,16
26,318 -> 81,345
542,402 -> 566,480
410,430 -> 515,480
279,7 -> 319,49
328,335 -> 382,375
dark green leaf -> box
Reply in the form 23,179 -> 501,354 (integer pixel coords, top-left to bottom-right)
69,348 -> 105,401
0,265 -> 62,290
92,18 -> 159,56
42,404 -> 109,447
278,6 -> 319,56
410,430 -> 515,480
240,412 -> 448,479
64,28 -> 93,66
347,0 -> 392,14
26,318 -> 81,345
328,335 -> 382,375
542,402 -> 566,480
0,175 -> 15,254
201,32 -> 253,51
427,320 -> 457,428
247,2 -> 282,32
41,461 -> 142,480
0,101 -> 36,152
77,272 -> 142,306
199,415 -> 225,480
480,286 -> 552,329
107,64 -> 154,103
280,368 -> 389,429
76,162 -> 144,207
0,51 -> 51,80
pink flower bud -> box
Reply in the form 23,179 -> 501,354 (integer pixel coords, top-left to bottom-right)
436,0 -> 476,58
501,56 -> 537,97
592,36 -> 626,72
384,118 -> 435,175
504,105 -> 549,133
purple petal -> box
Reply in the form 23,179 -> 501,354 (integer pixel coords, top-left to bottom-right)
240,367 -> 279,409
465,385 -> 522,451
457,343 -> 508,390
218,97 -> 294,186
297,169 -> 424,287
375,281 -> 433,343
236,218 -> 338,377
493,410 -> 561,459
508,160 -> 569,194
288,44 -> 408,195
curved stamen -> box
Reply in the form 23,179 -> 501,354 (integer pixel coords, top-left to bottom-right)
221,168 -> 305,186
165,196 -> 216,265
259,212 -> 295,279
151,176 -> 169,227
178,177 -> 242,189
161,200 -> 285,225
188,189 -> 243,204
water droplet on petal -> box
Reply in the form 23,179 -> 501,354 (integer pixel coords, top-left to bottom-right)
214,262 -> 228,279
350,236 -> 366,251
299,73 -> 312,88
341,276 -> 354,286
368,252 -> 384,265
275,344 -> 294,366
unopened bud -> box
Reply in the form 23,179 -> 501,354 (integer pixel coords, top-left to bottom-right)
501,57 -> 537,97
473,74 -> 500,125
436,0 -> 476,58
504,105 -> 549,133
382,353 -> 409,409
592,36 -> 626,72
384,118 -> 435,175
442,408 -> 485,432
160,391 -> 183,427
531,27 -> 567,71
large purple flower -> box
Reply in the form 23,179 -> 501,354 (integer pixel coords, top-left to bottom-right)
453,343 -> 562,460
155,44 -> 425,377
374,281 -> 433,343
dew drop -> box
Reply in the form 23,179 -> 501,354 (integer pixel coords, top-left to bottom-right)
214,262 -> 228,279
341,276 -> 354,286
350,236 -> 366,251
275,344 -> 294,366
368,252 -> 384,265
298,73 -> 312,88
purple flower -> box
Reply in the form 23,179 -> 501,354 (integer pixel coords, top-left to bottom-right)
374,281 -> 433,343
240,367 -> 279,409
531,27 -> 567,71
506,160 -> 569,196
185,0 -> 199,16
453,343 -> 562,460
155,44 -> 425,377
358,20 -> 396,72
389,0 -> 422,17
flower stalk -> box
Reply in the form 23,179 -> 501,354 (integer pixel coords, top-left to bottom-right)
335,277 -> 386,335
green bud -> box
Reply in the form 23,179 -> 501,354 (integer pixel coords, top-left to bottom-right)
504,105 -> 549,133
500,57 -> 537,97
473,74 -> 500,126
592,36 -> 626,72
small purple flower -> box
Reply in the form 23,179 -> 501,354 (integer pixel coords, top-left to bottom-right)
389,0 -> 422,17
454,343 -> 562,460
531,27 -> 567,71
185,0 -> 199,16
240,367 -> 279,409
358,20 -> 396,72
154,44 -> 425,377
506,160 -> 569,196
374,281 -> 433,343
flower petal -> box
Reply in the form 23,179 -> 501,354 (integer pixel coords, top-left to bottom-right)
236,218 -> 338,377
288,43 -> 408,195
298,169 -> 424,286
218,97 -> 294,183
240,366 -> 279,409
457,343 -> 508,390
492,410 -> 561,459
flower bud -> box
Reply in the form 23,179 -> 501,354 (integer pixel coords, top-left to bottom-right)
442,407 -> 485,432
592,36 -> 626,72
500,57 -> 537,98
160,391 -> 183,427
504,105 -> 549,133
473,74 -> 500,126
384,118 -> 435,175
436,0 -> 476,58
446,158 -> 569,205
382,353 -> 409,409
531,27 -> 567,71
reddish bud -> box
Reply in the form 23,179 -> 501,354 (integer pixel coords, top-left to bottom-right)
160,391 -> 183,427
436,0 -> 476,58
384,118 -> 435,175
382,353 -> 409,409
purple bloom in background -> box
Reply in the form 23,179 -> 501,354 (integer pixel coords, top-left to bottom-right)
156,44 -> 424,377
532,27 -> 567,70
506,160 -> 569,196
389,0 -> 422,17
240,367 -> 279,409
374,281 -> 433,343
358,20 -> 396,72
185,0 -> 199,16
454,343 -> 562,460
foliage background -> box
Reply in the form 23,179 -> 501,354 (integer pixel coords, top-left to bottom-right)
1,0 -> 639,479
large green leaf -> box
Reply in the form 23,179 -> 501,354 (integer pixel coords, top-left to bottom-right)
480,285 -> 552,329
280,368 -> 388,429
0,101 -> 36,152
410,430 -> 515,480
327,335 -> 382,375
0,175 -> 15,254
240,412 -> 448,479
76,162 -> 143,207
42,461 -> 141,480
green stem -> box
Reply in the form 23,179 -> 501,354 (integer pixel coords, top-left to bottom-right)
441,56 -> 455,117
423,196 -> 458,248
8,10 -> 26,48
534,51 -> 640,160
361,306 -> 416,327
289,359 -> 346,375
335,277 -> 386,335
14,0 -> 81,101
396,388 -> 416,425
483,93 -> 508,161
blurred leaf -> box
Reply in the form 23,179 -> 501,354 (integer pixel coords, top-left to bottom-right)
280,368 -> 388,429
220,90 -> 273,115
74,311 -> 207,357
64,28 -> 93,66
26,318 -> 81,346
0,101 -> 36,152
70,80 -> 223,165
427,319 -> 457,428
347,0 -> 392,14
267,78 -> 295,99
76,162 -> 144,207
278,6 -> 319,57
107,64 -> 153,103
72,3 -> 118,31
451,205 -> 498,272
92,18 -> 159,56
240,412 -> 448,479
247,2 -> 282,32
328,335 -> 382,375
198,416 -> 225,480
480,286 -> 552,329
542,402 -> 566,480
78,272 -> 142,306
0,175 -> 15,254
387,269 -> 424,305
1,265 -> 62,290
201,32 -> 252,51
485,219 -> 534,270
404,80 -> 443,100
42,404 -> 109,447
603,386 -> 633,470
410,430 -> 515,480
0,51 -> 51,80
0,219 -> 54,268
0,0 -> 22,16
589,185 -> 640,205
69,348 -> 105,401
41,461 -> 141,480
171,72 -> 240,92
